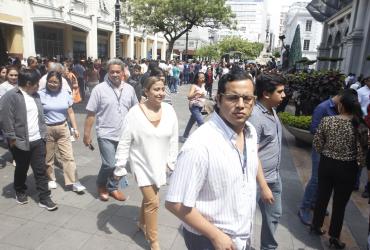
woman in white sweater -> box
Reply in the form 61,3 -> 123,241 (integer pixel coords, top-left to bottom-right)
113,76 -> 178,250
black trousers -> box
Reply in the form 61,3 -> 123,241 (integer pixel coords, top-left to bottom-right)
312,155 -> 358,238
11,139 -> 50,201
183,227 -> 215,250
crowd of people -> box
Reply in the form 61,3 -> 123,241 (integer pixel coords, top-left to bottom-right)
0,54 -> 369,250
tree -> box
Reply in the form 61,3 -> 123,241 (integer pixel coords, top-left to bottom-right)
288,25 -> 302,68
194,44 -> 220,60
122,0 -> 235,60
217,36 -> 263,59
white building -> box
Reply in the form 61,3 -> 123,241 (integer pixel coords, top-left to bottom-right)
313,0 -> 370,76
173,27 -> 210,60
216,0 -> 268,43
284,2 -> 323,61
0,0 -> 168,61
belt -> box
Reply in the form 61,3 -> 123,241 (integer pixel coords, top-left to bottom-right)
47,120 -> 66,126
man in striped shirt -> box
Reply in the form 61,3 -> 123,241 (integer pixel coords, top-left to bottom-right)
166,70 -> 273,250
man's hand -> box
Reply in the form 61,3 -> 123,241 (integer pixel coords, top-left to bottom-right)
211,231 -> 236,250
8,139 -> 16,148
260,186 -> 274,205
83,134 -> 92,147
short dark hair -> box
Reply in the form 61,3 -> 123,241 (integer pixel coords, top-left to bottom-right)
217,70 -> 253,95
150,67 -> 165,77
18,69 -> 40,87
255,73 -> 286,99
133,64 -> 141,71
46,71 -> 63,92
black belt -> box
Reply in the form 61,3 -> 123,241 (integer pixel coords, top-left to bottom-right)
47,120 -> 66,126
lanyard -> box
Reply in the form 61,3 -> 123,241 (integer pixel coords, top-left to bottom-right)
108,80 -> 123,111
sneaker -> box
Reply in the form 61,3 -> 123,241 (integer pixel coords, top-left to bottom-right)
48,180 -> 57,189
15,192 -> 28,204
12,160 -> 16,167
72,182 -> 86,193
39,199 -> 58,211
298,208 -> 311,226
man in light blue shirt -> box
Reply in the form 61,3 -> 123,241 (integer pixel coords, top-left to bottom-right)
83,58 -> 138,202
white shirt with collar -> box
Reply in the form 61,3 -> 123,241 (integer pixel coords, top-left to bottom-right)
166,112 -> 259,249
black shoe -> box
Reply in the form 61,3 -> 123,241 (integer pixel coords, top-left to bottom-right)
329,237 -> 345,249
15,192 -> 28,204
310,226 -> 326,235
39,199 -> 58,211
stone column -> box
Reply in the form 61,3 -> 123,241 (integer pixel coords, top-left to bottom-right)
64,25 -> 73,59
86,15 -> 98,59
141,38 -> 147,59
22,15 -> 36,57
127,28 -> 134,59
152,34 -> 158,59
161,41 -> 166,60
110,28 -> 116,58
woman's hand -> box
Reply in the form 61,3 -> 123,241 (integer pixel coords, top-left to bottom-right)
73,129 -> 80,140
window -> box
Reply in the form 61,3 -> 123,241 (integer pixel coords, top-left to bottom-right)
303,40 -> 310,50
306,20 -> 312,31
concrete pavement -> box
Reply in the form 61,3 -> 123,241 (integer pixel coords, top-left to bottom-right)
0,84 -> 368,249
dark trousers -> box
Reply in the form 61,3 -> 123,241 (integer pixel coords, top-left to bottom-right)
183,227 -> 215,250
77,77 -> 85,100
11,139 -> 50,201
312,155 -> 358,238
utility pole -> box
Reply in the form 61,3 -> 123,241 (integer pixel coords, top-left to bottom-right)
115,0 -> 121,57
185,31 -> 189,61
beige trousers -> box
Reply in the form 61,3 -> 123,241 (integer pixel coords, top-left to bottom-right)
45,122 -> 77,185
139,185 -> 160,244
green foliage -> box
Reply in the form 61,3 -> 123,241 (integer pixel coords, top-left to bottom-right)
289,25 -> 302,66
285,70 -> 344,115
278,112 -> 312,130
195,36 -> 263,60
367,55 -> 370,60
216,36 -> 263,59
194,44 -> 220,60
122,0 -> 235,60
273,51 -> 281,58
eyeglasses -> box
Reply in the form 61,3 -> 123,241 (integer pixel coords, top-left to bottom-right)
220,93 -> 256,103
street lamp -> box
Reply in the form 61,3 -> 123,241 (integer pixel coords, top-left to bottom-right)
115,0 -> 121,57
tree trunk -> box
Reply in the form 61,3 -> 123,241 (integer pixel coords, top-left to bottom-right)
166,40 -> 175,61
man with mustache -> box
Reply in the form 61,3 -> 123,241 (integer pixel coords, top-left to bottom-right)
83,58 -> 138,201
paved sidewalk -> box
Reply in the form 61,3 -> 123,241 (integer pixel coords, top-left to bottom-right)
0,84 -> 367,249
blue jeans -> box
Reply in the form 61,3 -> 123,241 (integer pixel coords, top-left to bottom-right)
96,138 -> 127,193
300,148 -> 320,209
257,176 -> 282,250
183,105 -> 204,138
184,73 -> 190,84
171,77 -> 179,93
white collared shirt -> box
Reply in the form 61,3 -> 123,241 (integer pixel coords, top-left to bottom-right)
166,112 -> 259,248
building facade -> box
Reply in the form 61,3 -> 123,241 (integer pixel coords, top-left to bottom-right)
173,27 -> 210,60
0,0 -> 168,62
284,2 -> 323,62
215,0 -> 267,43
315,0 -> 370,76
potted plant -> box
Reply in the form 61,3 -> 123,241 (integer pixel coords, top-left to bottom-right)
281,70 -> 343,144
278,112 -> 312,144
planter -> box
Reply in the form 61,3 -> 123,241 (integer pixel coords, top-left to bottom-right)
284,124 -> 313,146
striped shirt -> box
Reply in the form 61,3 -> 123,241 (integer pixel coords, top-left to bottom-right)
166,112 -> 259,247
